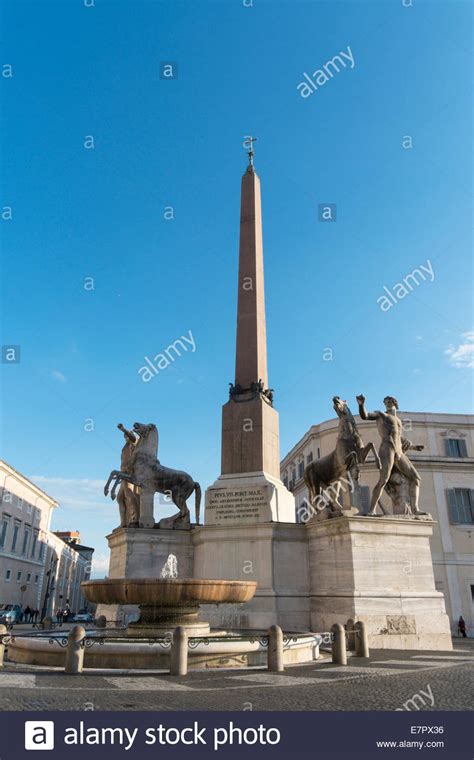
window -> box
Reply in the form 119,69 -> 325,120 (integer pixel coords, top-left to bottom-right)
446,438 -> 468,458
34,575 -> 39,584
291,467 -> 296,483
283,477 -> 288,489
11,521 -> 20,552
27,573 -> 31,583
22,527 -> 31,556
16,571 -> 22,582
447,489 -> 474,525
17,498 -> 23,510
38,541 -> 45,561
31,530 -> 38,558
317,447 -> 321,459
298,461 -> 305,479
0,515 -> 10,548
5,569 -> 11,581
306,452 -> 313,465
26,503 -> 33,515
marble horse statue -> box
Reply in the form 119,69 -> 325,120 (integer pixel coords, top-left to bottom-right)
303,396 -> 381,516
104,422 -> 201,529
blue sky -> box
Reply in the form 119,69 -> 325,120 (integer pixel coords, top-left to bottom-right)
1,0 -> 472,574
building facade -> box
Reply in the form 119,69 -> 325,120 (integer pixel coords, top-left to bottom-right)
0,461 -> 94,617
281,412 -> 474,635
41,532 -> 95,618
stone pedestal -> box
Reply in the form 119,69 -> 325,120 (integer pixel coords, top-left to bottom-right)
221,397 -> 281,477
96,527 -> 194,624
193,523 -> 310,631
307,515 -> 452,650
205,471 -> 295,526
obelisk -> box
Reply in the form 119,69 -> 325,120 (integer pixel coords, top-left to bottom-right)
205,141 -> 295,525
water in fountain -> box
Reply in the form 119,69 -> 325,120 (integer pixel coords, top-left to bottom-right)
160,554 -> 178,579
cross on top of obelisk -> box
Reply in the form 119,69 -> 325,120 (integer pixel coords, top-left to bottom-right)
247,136 -> 257,170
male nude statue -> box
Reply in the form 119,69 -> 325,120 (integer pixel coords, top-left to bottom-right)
356,395 -> 425,516
116,423 -> 140,526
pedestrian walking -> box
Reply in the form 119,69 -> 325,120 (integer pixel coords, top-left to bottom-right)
458,616 -> 467,638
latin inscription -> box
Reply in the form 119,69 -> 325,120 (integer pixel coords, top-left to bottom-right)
206,487 -> 268,523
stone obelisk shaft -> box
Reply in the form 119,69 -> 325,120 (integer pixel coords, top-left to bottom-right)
205,150 -> 295,526
235,167 -> 268,389
221,162 -> 279,478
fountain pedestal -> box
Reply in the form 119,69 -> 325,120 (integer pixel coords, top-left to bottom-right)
96,527 -> 194,624
127,604 -> 210,637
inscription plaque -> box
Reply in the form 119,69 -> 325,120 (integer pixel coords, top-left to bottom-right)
205,484 -> 271,525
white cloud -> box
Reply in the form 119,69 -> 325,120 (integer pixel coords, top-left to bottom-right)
51,370 -> 66,382
445,331 -> 474,369
28,475 -> 113,513
92,554 -> 109,576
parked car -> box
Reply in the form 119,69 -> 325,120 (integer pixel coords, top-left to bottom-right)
0,604 -> 23,624
72,611 -> 94,623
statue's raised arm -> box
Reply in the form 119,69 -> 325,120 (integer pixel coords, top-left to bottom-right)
356,394 -> 380,421
118,422 -> 138,445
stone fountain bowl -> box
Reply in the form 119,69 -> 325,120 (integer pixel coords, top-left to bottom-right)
82,578 -> 257,636
82,578 -> 257,607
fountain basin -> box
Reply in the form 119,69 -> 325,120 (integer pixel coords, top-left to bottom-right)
7,630 -> 322,670
82,578 -> 257,636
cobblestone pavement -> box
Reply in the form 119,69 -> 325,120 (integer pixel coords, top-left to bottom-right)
0,641 -> 472,712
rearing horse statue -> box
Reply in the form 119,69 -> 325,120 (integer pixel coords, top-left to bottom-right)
104,422 -> 201,529
304,396 -> 381,516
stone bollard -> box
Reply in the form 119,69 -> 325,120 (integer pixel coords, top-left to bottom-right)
346,618 -> 356,651
331,623 -> 347,666
267,625 -> 284,672
65,625 -> 86,675
354,620 -> 370,658
95,615 -> 107,629
42,617 -> 53,630
170,626 -> 188,676
0,624 -> 7,668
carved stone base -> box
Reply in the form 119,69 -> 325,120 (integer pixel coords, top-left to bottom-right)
313,504 -> 360,521
306,514 -> 452,650
158,511 -> 191,530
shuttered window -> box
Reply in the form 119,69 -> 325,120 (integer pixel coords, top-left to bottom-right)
446,439 -> 468,457
447,488 -> 474,524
